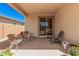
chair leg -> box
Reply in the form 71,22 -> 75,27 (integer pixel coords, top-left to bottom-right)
51,41 -> 54,44
49,38 -> 51,41
50,40 -> 55,44
58,42 -> 62,46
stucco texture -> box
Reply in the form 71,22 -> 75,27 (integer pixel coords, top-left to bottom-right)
55,4 -> 79,44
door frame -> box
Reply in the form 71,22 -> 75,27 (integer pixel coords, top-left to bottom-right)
38,16 -> 55,37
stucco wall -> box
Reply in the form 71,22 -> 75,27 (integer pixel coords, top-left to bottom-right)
0,24 -> 3,39
25,14 -> 54,37
25,14 -> 38,37
0,23 -> 25,39
55,4 -> 79,44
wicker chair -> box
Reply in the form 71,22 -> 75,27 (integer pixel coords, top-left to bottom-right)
19,31 -> 32,39
51,31 -> 64,44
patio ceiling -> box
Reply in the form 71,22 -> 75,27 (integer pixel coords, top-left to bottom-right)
8,3 -> 64,15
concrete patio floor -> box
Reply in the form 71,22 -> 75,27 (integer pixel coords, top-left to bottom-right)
0,38 -> 66,53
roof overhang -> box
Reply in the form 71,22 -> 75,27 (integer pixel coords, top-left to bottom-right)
8,3 -> 27,16
8,3 -> 64,16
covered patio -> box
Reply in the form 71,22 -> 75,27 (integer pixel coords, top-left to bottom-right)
1,3 -> 79,56
8,3 -> 79,45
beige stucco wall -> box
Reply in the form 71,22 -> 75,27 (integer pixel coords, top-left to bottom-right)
3,23 -> 25,37
55,4 -> 79,44
25,14 -> 38,37
0,24 -> 3,39
0,23 -> 25,39
0,16 -> 25,39
25,14 -> 54,37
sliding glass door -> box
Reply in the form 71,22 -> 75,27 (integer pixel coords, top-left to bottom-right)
39,16 -> 53,36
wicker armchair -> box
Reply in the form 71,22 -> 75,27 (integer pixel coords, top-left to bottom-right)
51,31 -> 64,44
19,31 -> 32,39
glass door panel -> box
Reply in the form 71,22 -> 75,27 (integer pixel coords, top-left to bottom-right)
39,18 -> 47,35
39,17 -> 52,36
46,17 -> 52,35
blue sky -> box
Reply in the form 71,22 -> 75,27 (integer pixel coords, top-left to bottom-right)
0,3 -> 24,23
